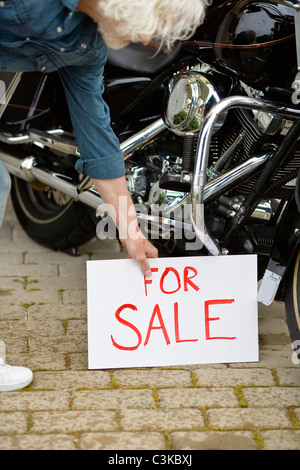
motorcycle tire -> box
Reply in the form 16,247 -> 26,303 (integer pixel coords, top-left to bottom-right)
285,248 -> 300,348
11,176 -> 96,251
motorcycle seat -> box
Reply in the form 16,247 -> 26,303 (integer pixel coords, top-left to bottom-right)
107,42 -> 182,75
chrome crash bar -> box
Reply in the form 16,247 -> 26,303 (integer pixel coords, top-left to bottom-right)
191,95 -> 300,256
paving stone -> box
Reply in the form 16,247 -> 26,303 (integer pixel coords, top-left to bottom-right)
68,352 -> 89,370
0,391 -> 70,411
72,389 -> 155,410
7,289 -> 62,305
120,409 -> 205,431
5,352 -> 67,371
294,407 -> 300,422
61,290 -> 87,305
230,349 -> 297,369
113,369 -> 192,388
0,241 -> 53,253
89,251 -> 127,260
261,430 -> 300,450
188,363 -> 227,369
24,251 -> 89,265
31,410 -> 117,433
0,253 -> 24,264
157,388 -> 239,408
28,304 -> 86,320
259,333 -> 291,346
259,318 -> 290,335
0,337 -> 28,354
82,237 -> 122,254
0,434 -> 76,450
0,320 -> 65,337
243,387 -> 300,407
29,336 -> 88,354
0,277 -> 25,291
0,412 -> 28,434
58,264 -> 87,278
0,264 -> 58,277
258,301 -> 286,319
193,368 -> 275,387
33,276 -> 87,291
276,368 -> 300,386
171,431 -> 257,450
207,408 -> 292,429
0,227 -> 13,241
80,432 -> 166,450
0,304 -> 26,320
65,319 -> 87,336
32,371 -> 111,390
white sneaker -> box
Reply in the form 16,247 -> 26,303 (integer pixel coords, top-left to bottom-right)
0,358 -> 33,391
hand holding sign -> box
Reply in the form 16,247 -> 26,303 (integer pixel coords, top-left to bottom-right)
87,255 -> 258,369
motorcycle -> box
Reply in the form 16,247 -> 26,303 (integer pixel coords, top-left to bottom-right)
0,0 -> 300,349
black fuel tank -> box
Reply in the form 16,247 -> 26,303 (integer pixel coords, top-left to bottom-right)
186,0 -> 297,88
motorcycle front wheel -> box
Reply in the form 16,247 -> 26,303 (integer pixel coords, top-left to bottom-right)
285,248 -> 300,349
11,176 -> 96,251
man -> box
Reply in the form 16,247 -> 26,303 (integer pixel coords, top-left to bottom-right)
0,0 -> 209,275
0,160 -> 33,391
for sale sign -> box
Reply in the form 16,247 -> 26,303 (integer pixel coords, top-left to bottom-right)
87,255 -> 258,369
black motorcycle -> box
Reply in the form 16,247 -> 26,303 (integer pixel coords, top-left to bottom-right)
0,0 -> 300,349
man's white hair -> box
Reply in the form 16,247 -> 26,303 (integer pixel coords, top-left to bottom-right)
96,0 -> 211,50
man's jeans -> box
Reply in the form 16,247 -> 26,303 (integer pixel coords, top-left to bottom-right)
0,160 -> 11,228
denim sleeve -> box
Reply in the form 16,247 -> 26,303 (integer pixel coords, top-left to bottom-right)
58,59 -> 126,180
61,0 -> 80,12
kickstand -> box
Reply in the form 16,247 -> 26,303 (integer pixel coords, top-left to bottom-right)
63,247 -> 81,257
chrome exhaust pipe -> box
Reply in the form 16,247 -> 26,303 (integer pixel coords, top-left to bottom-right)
0,151 -> 102,210
203,151 -> 273,203
0,142 -> 276,238
0,118 -> 167,157
121,118 -> 166,157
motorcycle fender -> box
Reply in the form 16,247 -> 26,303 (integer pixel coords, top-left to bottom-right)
258,196 -> 300,306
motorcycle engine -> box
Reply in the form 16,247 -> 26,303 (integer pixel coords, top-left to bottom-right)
125,68 -> 296,254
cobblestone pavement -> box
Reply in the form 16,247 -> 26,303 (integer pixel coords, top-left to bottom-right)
0,197 -> 299,451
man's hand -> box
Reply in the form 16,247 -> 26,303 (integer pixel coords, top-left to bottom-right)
121,228 -> 158,277
92,176 -> 158,275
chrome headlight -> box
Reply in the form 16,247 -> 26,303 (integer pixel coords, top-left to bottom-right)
164,71 -> 224,136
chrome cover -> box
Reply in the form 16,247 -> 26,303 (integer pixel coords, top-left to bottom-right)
164,72 -> 224,136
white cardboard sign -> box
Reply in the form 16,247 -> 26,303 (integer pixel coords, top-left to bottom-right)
87,255 -> 258,369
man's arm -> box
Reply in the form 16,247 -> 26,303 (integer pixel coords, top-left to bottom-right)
92,176 -> 158,276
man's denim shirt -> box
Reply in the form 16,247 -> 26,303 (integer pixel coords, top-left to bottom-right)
0,0 -> 125,180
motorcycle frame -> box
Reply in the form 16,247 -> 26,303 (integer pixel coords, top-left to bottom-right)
191,96 -> 300,256
1,75 -> 300,244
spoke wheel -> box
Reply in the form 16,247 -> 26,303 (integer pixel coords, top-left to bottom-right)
11,176 -> 96,251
